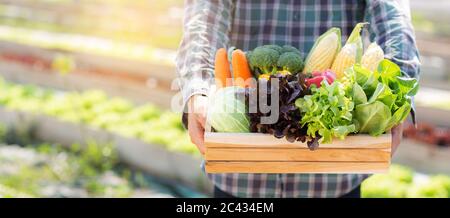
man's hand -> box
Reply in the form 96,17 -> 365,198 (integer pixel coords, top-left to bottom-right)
187,95 -> 208,155
391,123 -> 404,156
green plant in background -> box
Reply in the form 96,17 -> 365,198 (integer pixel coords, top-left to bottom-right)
407,175 -> 450,198
0,77 -> 198,157
407,181 -> 448,198
0,139 -> 134,197
361,165 -> 413,198
69,140 -> 118,177
362,165 -> 450,198
0,184 -> 32,198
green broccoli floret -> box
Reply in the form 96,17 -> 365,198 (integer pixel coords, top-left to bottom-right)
282,45 -> 301,55
249,47 -> 280,75
277,52 -> 304,74
261,45 -> 283,54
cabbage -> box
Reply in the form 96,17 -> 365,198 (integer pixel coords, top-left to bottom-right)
208,87 -> 250,133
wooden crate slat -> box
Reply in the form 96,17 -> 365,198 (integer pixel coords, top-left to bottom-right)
206,148 -> 390,162
205,161 -> 390,174
205,132 -> 391,149
204,132 -> 391,173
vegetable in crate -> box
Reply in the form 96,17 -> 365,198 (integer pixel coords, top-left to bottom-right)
303,28 -> 341,73
248,45 -> 280,77
232,49 -> 254,88
305,70 -> 336,88
214,48 -> 232,88
282,45 -> 302,55
247,44 -> 304,79
248,74 -> 311,145
208,86 -> 250,133
295,80 -> 357,147
277,52 -> 304,75
331,22 -> 367,79
346,59 -> 419,136
361,42 -> 385,72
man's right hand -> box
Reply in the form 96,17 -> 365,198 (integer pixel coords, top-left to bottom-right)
187,95 -> 208,155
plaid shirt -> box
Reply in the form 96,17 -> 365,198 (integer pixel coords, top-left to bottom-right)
176,0 -> 420,198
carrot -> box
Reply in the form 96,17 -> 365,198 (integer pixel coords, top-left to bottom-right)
231,49 -> 253,88
214,48 -> 232,89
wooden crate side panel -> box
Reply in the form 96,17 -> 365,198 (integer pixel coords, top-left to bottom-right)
205,133 -> 391,149
205,161 -> 390,174
206,148 -> 390,162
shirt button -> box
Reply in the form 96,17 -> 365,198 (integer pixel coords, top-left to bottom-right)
293,12 -> 300,21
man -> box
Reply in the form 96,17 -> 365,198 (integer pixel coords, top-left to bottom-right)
176,0 -> 420,198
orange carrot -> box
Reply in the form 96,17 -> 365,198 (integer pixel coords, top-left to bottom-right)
214,48 -> 232,88
231,49 -> 253,88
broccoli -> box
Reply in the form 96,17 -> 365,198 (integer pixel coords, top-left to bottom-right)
261,45 -> 283,54
282,45 -> 301,55
277,52 -> 304,74
248,47 -> 280,75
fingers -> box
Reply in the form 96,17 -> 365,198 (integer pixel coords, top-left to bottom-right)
187,95 -> 209,155
196,111 -> 207,128
191,95 -> 208,127
188,111 -> 206,155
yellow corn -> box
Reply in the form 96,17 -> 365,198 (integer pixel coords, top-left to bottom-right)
303,28 -> 341,73
331,43 -> 357,79
331,22 -> 368,79
361,42 -> 384,72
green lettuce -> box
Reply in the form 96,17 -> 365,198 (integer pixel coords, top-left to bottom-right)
355,101 -> 391,136
346,59 -> 419,135
295,81 -> 356,143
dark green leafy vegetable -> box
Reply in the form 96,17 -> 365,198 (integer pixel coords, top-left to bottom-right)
354,101 -> 391,136
346,59 -> 419,136
351,83 -> 367,105
248,74 -> 311,146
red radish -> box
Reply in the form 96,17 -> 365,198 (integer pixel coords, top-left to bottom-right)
305,70 -> 336,88
312,71 -> 322,77
305,76 -> 325,88
323,70 -> 336,81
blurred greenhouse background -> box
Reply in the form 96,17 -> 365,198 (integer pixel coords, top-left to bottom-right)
0,0 -> 449,198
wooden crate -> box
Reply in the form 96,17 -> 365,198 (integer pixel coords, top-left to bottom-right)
204,132 -> 391,174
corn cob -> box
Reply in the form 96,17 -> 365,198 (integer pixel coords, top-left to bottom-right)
331,43 -> 357,78
303,28 -> 341,73
331,22 -> 367,78
361,42 -> 385,72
